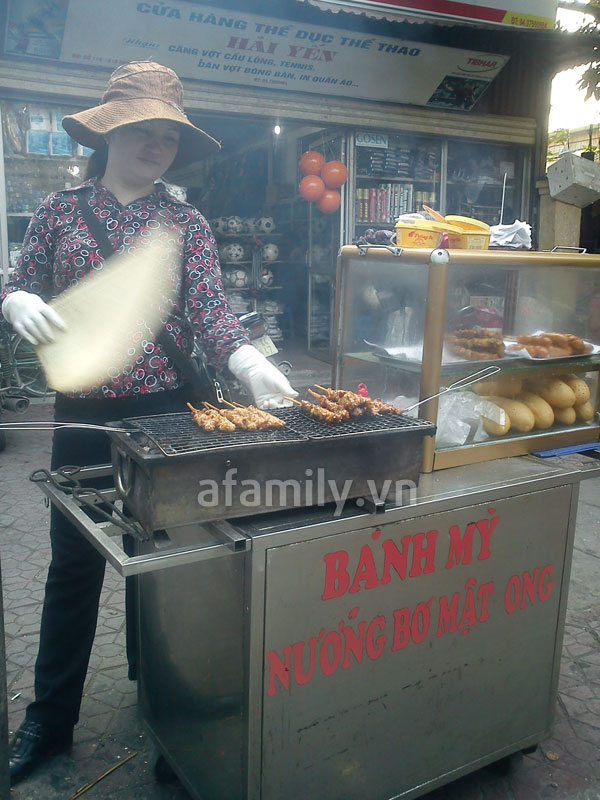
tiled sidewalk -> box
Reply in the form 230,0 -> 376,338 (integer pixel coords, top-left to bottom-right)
0,400 -> 599,800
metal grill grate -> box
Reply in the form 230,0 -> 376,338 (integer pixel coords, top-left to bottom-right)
273,407 -> 435,440
123,413 -> 308,457
122,408 -> 435,456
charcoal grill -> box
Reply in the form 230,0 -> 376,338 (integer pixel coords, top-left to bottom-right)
109,408 -> 436,532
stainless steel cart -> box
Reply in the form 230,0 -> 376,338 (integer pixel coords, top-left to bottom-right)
38,454 -> 599,800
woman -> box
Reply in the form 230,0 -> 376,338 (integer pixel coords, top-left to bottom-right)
0,60 -> 297,785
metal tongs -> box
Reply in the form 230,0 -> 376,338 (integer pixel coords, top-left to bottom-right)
402,365 -> 501,415
0,420 -> 130,432
29,465 -> 149,541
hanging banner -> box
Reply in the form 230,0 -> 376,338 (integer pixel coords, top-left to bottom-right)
301,0 -> 557,29
4,0 -> 509,110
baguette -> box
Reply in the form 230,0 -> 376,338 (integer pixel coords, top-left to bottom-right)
562,374 -> 591,405
536,378 -> 576,409
515,391 -> 554,429
481,396 -> 535,433
552,406 -> 576,425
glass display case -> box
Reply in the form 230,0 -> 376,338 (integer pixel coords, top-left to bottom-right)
334,245 -> 600,471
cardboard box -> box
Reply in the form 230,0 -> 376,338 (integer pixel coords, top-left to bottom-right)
547,153 -> 600,208
26,130 -> 50,155
50,132 -> 73,156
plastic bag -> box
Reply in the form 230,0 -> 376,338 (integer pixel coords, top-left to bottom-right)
397,391 -> 506,447
395,212 -> 427,224
489,220 -> 532,249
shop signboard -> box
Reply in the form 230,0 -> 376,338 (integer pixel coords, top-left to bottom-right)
4,0 -> 509,111
302,0 -> 557,30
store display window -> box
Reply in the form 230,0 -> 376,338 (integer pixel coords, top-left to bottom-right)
1,99 -> 89,272
445,140 -> 526,225
354,132 -> 441,233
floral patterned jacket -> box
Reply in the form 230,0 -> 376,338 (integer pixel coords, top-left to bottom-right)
0,179 -> 249,398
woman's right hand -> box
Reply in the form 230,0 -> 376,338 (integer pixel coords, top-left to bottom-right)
1,291 -> 67,345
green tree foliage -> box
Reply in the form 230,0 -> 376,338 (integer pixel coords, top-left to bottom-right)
575,7 -> 600,101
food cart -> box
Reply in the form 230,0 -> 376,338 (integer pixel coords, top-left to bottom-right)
32,241 -> 600,799
37,452 -> 599,800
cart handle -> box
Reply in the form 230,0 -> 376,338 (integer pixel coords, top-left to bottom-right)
32,465 -> 250,576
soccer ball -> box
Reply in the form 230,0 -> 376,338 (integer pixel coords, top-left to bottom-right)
227,216 -> 244,234
262,243 -> 279,261
312,216 -> 328,236
260,267 -> 274,287
213,216 -> 229,235
221,242 -> 245,262
311,244 -> 328,263
224,267 -> 250,288
255,216 -> 275,234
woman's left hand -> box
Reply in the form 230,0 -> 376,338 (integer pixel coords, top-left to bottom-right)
227,345 -> 299,409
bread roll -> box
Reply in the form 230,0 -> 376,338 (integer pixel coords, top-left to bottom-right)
536,379 -> 576,409
552,406 -> 576,425
575,400 -> 595,421
515,392 -> 554,429
475,374 -> 522,397
481,410 -> 511,436
482,396 -> 535,432
562,374 -> 591,405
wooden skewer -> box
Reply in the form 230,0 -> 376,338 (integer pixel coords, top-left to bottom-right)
202,401 -> 219,410
285,396 -> 302,405
221,399 -> 237,408
186,402 -> 198,412
313,384 -> 329,392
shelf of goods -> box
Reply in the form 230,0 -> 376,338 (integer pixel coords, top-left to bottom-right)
354,137 -> 439,226
214,224 -> 286,344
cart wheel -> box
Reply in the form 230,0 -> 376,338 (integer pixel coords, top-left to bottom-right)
486,751 -> 523,775
153,754 -> 178,784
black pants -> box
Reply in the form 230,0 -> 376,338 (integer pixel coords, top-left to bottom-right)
25,389 -> 189,734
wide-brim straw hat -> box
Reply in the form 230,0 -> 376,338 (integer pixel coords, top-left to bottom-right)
62,61 -> 221,169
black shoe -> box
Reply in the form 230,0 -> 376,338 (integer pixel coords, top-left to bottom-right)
9,720 -> 73,785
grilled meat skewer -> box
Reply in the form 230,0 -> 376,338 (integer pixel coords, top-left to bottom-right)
307,389 -> 351,420
313,386 -> 403,416
228,401 -> 287,429
187,402 -> 236,432
288,397 -> 348,423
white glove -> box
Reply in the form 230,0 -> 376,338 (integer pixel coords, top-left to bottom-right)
1,290 -> 67,345
228,344 -> 298,409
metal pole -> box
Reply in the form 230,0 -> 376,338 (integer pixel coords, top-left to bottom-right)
0,562 -> 10,799
0,105 -> 10,289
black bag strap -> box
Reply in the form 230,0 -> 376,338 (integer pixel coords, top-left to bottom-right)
77,194 -> 213,395
78,198 -> 115,261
